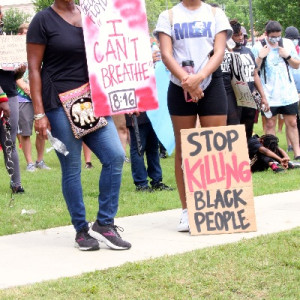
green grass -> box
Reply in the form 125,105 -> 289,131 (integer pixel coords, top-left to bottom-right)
0,228 -> 299,299
0,119 -> 299,298
1,119 -> 299,235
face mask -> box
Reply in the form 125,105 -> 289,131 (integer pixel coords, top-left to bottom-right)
268,36 -> 281,44
293,39 -> 299,46
235,41 -> 243,47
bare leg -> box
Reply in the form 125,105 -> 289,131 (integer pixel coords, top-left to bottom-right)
171,114 -> 227,209
112,114 -> 128,153
284,114 -> 300,158
264,115 -> 277,136
20,135 -> 33,164
83,142 -> 92,163
36,134 -> 46,162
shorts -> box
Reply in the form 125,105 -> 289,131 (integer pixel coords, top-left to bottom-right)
18,102 -> 34,136
266,102 -> 299,117
167,67 -> 228,116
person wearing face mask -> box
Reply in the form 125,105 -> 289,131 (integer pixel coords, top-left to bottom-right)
221,19 -> 268,138
252,21 -> 300,161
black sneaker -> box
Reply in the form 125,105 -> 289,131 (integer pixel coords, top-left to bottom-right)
159,152 -> 167,159
10,183 -> 25,194
136,185 -> 153,192
85,162 -> 94,169
152,182 -> 174,191
89,221 -> 131,250
75,227 -> 99,251
273,167 -> 285,173
294,156 -> 300,161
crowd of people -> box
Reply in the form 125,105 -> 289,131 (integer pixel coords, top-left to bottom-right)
1,0 -> 299,250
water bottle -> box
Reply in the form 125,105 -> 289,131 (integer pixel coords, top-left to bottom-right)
46,129 -> 69,156
21,209 -> 36,215
226,38 -> 236,49
151,42 -> 161,66
182,60 -> 195,102
261,104 -> 272,118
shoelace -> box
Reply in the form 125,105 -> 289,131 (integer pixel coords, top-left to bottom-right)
111,225 -> 124,238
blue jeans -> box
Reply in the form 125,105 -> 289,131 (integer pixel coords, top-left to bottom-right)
129,122 -> 162,187
47,107 -> 125,232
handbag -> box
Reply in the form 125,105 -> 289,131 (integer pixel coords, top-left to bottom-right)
58,83 -> 107,139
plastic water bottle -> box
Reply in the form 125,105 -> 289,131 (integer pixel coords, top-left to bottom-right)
21,209 -> 36,215
46,129 -> 69,156
226,38 -> 236,49
151,42 -> 161,57
182,60 -> 195,102
261,104 -> 272,118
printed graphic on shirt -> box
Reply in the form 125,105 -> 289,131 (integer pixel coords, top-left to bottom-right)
221,52 -> 232,74
240,53 -> 255,83
174,21 -> 213,40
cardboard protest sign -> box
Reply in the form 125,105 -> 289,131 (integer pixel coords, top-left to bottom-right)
0,35 -> 27,70
181,125 -> 256,235
80,0 -> 158,116
231,52 -> 257,109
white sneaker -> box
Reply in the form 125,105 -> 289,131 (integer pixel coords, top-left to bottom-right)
177,209 -> 189,232
26,163 -> 36,172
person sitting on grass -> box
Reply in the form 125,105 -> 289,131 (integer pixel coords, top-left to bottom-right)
248,134 -> 300,173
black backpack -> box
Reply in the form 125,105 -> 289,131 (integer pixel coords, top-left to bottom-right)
260,38 -> 291,83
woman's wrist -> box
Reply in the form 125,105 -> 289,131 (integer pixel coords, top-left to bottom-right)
34,113 -> 46,120
0,92 -> 9,103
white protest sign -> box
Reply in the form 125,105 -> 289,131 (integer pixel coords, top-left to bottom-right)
231,52 -> 257,109
0,35 -> 27,70
80,0 -> 158,116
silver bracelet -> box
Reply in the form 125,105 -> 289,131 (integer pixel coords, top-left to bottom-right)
34,113 -> 45,120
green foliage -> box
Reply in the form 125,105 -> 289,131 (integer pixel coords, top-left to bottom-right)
2,8 -> 31,35
145,0 -> 176,32
252,0 -> 300,34
33,0 -> 79,12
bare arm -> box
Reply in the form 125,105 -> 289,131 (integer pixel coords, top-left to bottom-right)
159,30 -> 227,101
27,43 -> 50,139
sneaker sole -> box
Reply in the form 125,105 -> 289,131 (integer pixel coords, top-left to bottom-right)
89,229 -> 130,250
177,224 -> 190,232
74,241 -> 100,251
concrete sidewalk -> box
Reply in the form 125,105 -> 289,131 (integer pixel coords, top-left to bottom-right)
0,190 -> 299,289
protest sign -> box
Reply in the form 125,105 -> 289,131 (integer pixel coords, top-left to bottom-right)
0,35 -> 27,70
231,52 -> 257,109
181,125 -> 256,235
80,0 -> 158,116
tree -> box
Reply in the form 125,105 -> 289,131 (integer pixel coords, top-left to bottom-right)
33,0 -> 79,12
252,0 -> 300,34
145,0 -> 176,32
2,8 -> 31,35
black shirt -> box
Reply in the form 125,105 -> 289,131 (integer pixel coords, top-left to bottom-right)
234,46 -> 257,93
0,70 -> 18,97
26,7 -> 89,112
248,135 -> 262,159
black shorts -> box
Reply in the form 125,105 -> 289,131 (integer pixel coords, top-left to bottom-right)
167,67 -> 228,116
266,102 -> 299,116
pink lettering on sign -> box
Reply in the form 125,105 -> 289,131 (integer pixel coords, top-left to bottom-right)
184,152 -> 251,191
81,0 -> 158,116
113,0 -> 147,30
